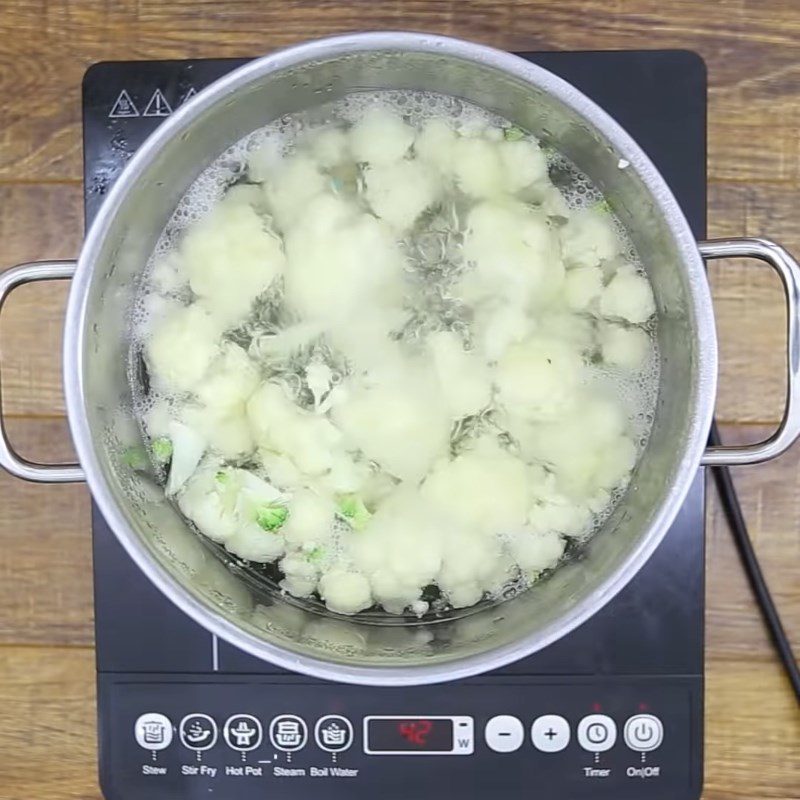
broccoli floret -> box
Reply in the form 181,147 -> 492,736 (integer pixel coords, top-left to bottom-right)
122,446 -> 148,471
336,494 -> 371,531
255,503 -> 289,532
306,546 -> 326,563
593,198 -> 613,214
151,437 -> 173,463
503,126 -> 526,142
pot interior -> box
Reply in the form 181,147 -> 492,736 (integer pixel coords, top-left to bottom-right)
74,36 -> 711,682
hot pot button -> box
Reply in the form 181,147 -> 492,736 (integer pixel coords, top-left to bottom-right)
577,715 -> 617,753
623,714 -> 663,752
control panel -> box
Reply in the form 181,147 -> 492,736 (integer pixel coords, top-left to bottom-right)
99,675 -> 702,799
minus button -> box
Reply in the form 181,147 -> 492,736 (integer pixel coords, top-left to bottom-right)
484,715 -> 524,753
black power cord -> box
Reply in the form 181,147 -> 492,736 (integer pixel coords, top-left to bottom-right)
709,420 -> 800,704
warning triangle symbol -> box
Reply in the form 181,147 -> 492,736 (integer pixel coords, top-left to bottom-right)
180,87 -> 198,105
109,89 -> 139,118
143,88 -> 173,117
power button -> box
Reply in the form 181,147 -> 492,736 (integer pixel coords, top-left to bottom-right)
623,714 -> 663,752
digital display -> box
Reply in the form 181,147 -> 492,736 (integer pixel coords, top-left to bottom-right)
366,717 -> 454,753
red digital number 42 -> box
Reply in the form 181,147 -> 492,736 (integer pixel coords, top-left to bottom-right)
399,720 -> 433,746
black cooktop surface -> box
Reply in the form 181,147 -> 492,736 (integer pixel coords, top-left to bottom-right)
84,50 -> 706,800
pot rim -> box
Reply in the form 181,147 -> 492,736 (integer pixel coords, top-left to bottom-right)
63,32 -> 717,685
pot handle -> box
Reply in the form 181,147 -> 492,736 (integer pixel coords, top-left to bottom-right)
699,237 -> 800,466
0,261 -> 85,482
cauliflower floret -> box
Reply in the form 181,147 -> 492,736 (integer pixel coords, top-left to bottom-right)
282,489 -> 336,548
333,359 -> 450,482
178,465 -> 285,547
326,309 -> 408,372
535,184 -> 570,220
527,470 -> 593,537
223,182 -> 269,212
320,451 -> 371,494
180,200 -> 285,327
258,452 -> 304,490
263,154 -> 328,231
279,552 -> 320,598
452,137 -> 505,198
349,107 -> 414,165
283,197 -> 405,322
309,126 -> 349,168
247,382 -> 343,476
438,530 -> 502,588
359,470 -> 398,509
460,201 -> 560,307
428,331 -> 492,419
446,582 -> 484,609
145,303 -> 221,393
473,303 -> 534,362
149,251 -> 185,294
414,118 -> 457,172
364,159 -> 440,231
495,337 -> 585,421
600,263 -> 656,323
560,206 -> 623,267
599,323 -> 651,370
595,435 -> 638,490
165,420 -> 206,496
350,488 -> 445,590
499,139 -> 548,193
183,408 -> 253,461
252,320 -> 325,364
179,342 -> 260,459
369,569 -> 424,615
508,529 -> 565,575
144,399 -> 174,440
305,361 -> 333,410
422,441 -> 529,535
535,312 -> 595,352
318,569 -> 373,615
247,137 -> 283,182
515,398 -> 636,497
563,265 -> 603,312
225,521 -> 286,562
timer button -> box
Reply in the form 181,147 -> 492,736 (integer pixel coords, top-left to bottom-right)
623,714 -> 663,752
531,715 -> 571,753
577,715 -> 617,753
484,715 -> 524,753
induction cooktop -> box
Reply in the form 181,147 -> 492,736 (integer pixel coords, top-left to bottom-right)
84,49 -> 707,799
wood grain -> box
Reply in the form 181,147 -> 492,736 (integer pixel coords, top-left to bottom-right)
0,647 -> 97,800
0,2 -> 798,798
0,418 -> 91,647
1,1 -> 800,182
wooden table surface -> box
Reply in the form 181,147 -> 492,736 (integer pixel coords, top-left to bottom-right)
1,1 -> 798,797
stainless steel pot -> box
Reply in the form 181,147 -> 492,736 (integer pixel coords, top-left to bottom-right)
2,33 -> 799,685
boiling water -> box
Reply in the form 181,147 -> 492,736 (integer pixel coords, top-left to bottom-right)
127,89 -> 659,617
